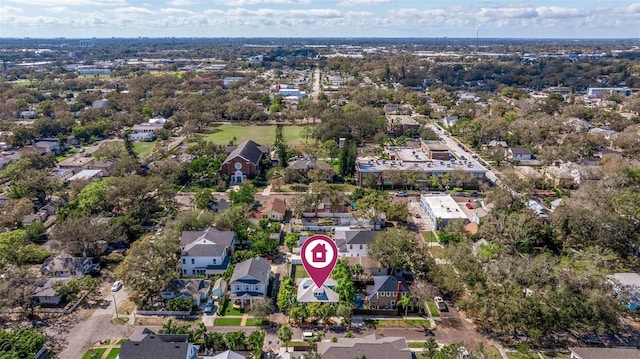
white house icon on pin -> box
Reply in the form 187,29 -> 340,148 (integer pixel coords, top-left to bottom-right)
311,243 -> 326,263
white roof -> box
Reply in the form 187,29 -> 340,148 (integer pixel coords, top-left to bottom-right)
68,169 -> 102,181
421,194 -> 466,220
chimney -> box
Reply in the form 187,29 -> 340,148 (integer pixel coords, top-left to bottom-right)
397,280 -> 402,303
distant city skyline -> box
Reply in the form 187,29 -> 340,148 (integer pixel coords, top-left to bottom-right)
1,0 -> 639,39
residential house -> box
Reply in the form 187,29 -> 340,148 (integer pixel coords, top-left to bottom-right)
513,166 -> 544,188
287,159 -> 335,182
148,115 -> 167,125
160,279 -> 209,307
335,228 -> 377,257
40,253 -> 99,278
34,138 -> 61,155
296,278 -> 339,305
211,278 -> 228,299
258,197 -> 286,222
118,329 -> 199,359
608,273 -> 640,310
67,169 -> 102,182
33,277 -> 71,306
569,347 -> 640,359
89,158 -> 118,176
346,256 -> 388,276
317,334 -> 413,359
130,123 -> 163,141
18,110 -> 36,119
443,115 -> 459,128
51,168 -> 74,183
387,115 -> 420,137
180,226 -> 236,276
92,99 -> 108,109
221,140 -> 268,184
365,275 -> 409,309
212,350 -> 246,359
508,147 -> 533,161
544,166 -> 576,189
589,127 -> 618,140
229,257 -> 271,308
58,156 -> 95,174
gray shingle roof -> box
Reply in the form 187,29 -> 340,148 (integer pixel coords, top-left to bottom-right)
182,243 -> 226,257
180,226 -> 235,247
317,334 -> 412,359
223,140 -> 265,166
119,331 -> 192,359
296,278 -> 339,304
366,276 -> 408,301
287,159 -> 333,171
212,350 -> 246,359
230,257 -> 271,285
345,230 -> 377,245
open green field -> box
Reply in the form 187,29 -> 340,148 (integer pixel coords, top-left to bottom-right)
132,141 -> 156,158
200,124 -> 305,146
422,231 -> 438,243
214,317 -> 242,326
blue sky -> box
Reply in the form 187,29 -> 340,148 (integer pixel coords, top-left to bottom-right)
1,0 -> 639,38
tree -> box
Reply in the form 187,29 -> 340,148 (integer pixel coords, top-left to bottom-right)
224,331 -> 246,351
355,190 -> 388,224
167,298 -> 194,312
249,299 -> 274,323
284,232 -> 300,253
0,230 -> 51,266
194,189 -> 214,209
275,124 -> 288,168
114,236 -> 178,304
229,183 -> 257,205
398,295 -> 412,323
247,330 -> 265,359
368,228 -> 424,273
317,304 -> 336,327
278,325 -> 293,352
276,277 -> 297,314
0,328 -> 45,358
322,139 -> 339,163
423,337 -> 439,359
337,302 -> 355,328
338,139 -> 357,177
51,216 -> 125,257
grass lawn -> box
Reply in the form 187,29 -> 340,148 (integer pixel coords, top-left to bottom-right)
199,124 -> 304,146
132,141 -> 156,158
507,352 -> 552,359
421,231 -> 438,243
371,318 -> 432,329
214,317 -> 243,326
294,265 -> 308,279
245,318 -> 267,326
105,348 -> 120,359
408,342 -> 427,348
482,345 -> 504,359
82,348 -> 107,359
428,246 -> 445,259
220,299 -> 244,315
427,301 -> 440,317
116,339 -> 127,344
113,317 -> 129,325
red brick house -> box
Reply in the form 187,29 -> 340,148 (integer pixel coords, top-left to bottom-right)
221,140 -> 268,184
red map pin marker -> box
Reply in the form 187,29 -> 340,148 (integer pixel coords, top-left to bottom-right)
301,234 -> 338,288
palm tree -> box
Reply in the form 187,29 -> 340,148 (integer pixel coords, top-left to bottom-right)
278,325 -> 293,352
398,295 -> 412,323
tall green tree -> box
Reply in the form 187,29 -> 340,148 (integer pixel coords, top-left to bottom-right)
275,124 -> 288,168
278,325 -> 293,352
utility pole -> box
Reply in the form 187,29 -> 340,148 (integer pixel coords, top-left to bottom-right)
113,294 -> 119,319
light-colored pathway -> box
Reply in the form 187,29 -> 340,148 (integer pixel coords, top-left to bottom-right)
240,314 -> 249,326
262,184 -> 272,196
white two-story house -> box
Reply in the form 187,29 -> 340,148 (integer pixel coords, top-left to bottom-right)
180,226 -> 236,277
335,228 -> 378,257
229,257 -> 271,309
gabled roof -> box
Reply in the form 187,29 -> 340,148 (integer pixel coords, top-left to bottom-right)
287,159 -> 333,171
260,197 -> 286,215
119,329 -> 192,359
296,278 -> 339,304
212,350 -> 246,359
165,279 -> 208,298
40,254 -> 93,276
180,226 -> 235,248
223,140 -> 265,165
345,230 -> 377,245
317,334 -> 412,359
366,276 -> 408,301
509,147 -> 532,155
182,243 -> 227,257
230,257 -> 271,285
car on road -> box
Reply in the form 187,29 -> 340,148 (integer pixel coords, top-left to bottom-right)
434,296 -> 448,312
204,298 -> 214,314
395,191 -> 408,197
111,280 -> 123,292
465,203 -> 474,210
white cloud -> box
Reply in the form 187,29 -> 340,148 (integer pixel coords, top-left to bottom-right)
337,0 -> 391,6
46,6 -> 72,14
112,6 -> 156,14
6,0 -> 126,6
159,7 -> 194,15
215,0 -> 311,6
167,0 -> 195,5
0,5 -> 23,14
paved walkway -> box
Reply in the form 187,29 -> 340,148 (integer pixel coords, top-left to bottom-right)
240,314 -> 249,326
262,185 -> 272,196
